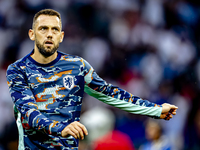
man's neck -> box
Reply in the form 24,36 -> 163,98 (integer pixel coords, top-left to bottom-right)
31,48 -> 58,64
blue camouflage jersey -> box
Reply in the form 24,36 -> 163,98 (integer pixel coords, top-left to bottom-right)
6,50 -> 162,150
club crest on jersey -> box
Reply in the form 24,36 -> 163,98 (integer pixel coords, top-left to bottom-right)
63,75 -> 74,90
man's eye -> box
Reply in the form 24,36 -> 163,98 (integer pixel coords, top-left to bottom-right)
41,27 -> 47,31
53,28 -> 59,31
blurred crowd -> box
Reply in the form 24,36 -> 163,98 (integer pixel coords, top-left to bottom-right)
0,0 -> 200,150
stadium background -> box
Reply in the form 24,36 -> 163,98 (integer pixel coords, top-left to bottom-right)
0,0 -> 200,149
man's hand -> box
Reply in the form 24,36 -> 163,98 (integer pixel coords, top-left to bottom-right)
160,103 -> 178,120
61,121 -> 88,140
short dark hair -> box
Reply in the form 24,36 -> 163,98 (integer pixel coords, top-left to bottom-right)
32,9 -> 62,29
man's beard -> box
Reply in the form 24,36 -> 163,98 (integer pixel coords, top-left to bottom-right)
36,39 -> 59,57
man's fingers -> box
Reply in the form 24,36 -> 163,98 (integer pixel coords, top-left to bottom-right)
64,128 -> 78,139
77,123 -> 88,136
61,121 -> 88,140
162,103 -> 178,113
71,126 -> 81,139
75,122 -> 88,140
172,111 -> 176,115
171,105 -> 178,109
74,125 -> 84,140
170,109 -> 177,115
161,113 -> 171,120
160,103 -> 178,120
165,114 -> 173,120
170,105 -> 178,115
160,113 -> 167,119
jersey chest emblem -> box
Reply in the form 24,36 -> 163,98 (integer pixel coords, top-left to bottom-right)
63,75 -> 74,90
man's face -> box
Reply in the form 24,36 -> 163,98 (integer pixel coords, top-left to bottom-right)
32,15 -> 64,57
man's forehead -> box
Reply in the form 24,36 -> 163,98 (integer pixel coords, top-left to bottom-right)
35,15 -> 61,27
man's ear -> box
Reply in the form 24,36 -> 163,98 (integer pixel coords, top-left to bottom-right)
28,29 -> 35,41
60,31 -> 64,43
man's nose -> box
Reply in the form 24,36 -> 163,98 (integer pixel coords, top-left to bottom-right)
47,30 -> 53,38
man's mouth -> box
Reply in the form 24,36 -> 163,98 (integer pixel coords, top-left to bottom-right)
44,40 -> 53,46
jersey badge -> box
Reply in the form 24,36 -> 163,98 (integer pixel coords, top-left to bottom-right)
63,75 -> 74,90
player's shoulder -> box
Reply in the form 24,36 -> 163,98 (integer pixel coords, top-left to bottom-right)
58,51 -> 84,62
7,52 -> 31,72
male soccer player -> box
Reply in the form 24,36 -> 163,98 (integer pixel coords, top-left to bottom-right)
6,9 -> 178,150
